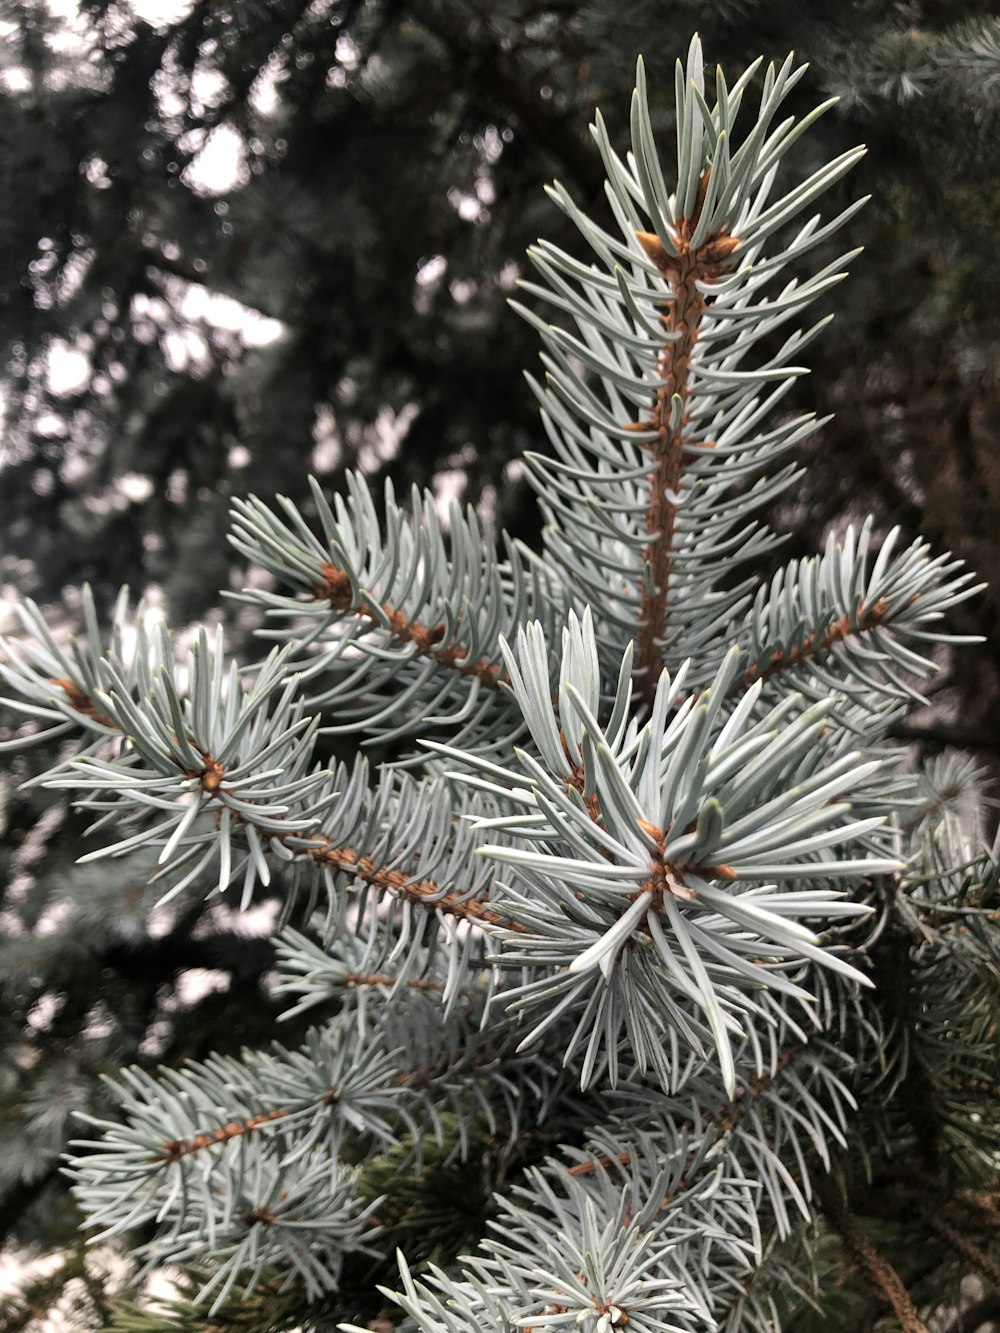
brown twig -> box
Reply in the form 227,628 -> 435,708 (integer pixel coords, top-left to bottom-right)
339,972 -> 445,992
631,179 -> 741,706
151,1109 -> 289,1165
311,562 -> 503,690
48,677 -> 115,729
49,678 -> 523,934
304,839 -> 523,931
814,1174 -> 930,1333
742,598 -> 892,689
925,1210 -> 1000,1289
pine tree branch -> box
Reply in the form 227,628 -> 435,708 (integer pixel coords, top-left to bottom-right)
329,973 -> 446,993
652,1040 -> 805,1210
661,591 -> 912,719
152,1109 -> 291,1166
741,597 -> 893,688
228,480 -> 537,745
956,1188 -> 1000,1228
48,680 -> 521,933
566,1037 -> 804,1184
311,563 -> 503,690
12,36 -> 997,1326
813,1174 -> 931,1333
924,1210 -> 1000,1289
838,1253 -> 943,1333
631,196 -> 741,703
303,837 -> 521,929
142,1023 -> 515,1168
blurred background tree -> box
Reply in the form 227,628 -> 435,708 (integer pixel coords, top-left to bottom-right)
2,1 -> 999,1327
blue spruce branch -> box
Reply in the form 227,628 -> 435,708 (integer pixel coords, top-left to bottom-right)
0,33 -> 996,1332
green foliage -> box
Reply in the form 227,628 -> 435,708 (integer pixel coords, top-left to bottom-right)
100,1267 -> 325,1333
2,19 -> 1000,1333
353,1112 -> 552,1268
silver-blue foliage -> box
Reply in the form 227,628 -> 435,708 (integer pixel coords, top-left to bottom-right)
0,34 -> 995,1332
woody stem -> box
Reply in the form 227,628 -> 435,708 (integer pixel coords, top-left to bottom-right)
635,249 -> 704,704
814,1174 -> 930,1333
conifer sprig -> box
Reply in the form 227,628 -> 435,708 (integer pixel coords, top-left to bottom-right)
0,33 -> 995,1333
228,473 -> 564,755
516,44 -> 867,695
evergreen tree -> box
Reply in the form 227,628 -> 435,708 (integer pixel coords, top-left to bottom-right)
5,2 -> 1000,702
2,35 -> 998,1333
6,14 -> 1000,1224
